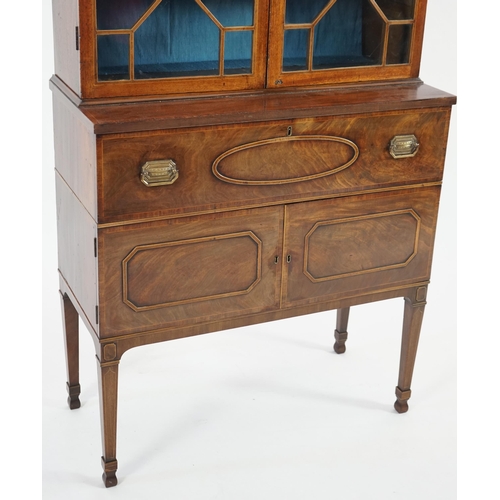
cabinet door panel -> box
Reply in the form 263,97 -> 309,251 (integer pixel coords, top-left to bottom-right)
267,0 -> 427,88
282,187 -> 439,307
81,0 -> 270,99
98,206 -> 283,337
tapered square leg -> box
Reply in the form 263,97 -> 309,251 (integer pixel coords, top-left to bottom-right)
394,286 -> 427,413
97,356 -> 120,487
60,291 -> 81,410
334,307 -> 350,354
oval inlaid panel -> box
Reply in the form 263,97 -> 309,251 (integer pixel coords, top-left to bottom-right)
123,231 -> 261,311
212,135 -> 359,185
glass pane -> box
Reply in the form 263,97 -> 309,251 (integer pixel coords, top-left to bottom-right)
312,0 -> 382,70
96,0 -> 156,30
202,0 -> 254,27
283,29 -> 309,71
224,31 -> 253,75
97,34 -> 130,81
284,0 -> 415,72
285,0 -> 330,25
361,0 -> 385,65
375,0 -> 415,21
134,0 -> 220,79
387,24 -> 412,64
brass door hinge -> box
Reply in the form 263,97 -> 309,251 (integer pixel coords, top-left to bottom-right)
75,27 -> 80,50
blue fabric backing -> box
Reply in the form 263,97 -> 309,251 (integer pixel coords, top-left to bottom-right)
96,0 -> 410,80
98,0 -> 256,80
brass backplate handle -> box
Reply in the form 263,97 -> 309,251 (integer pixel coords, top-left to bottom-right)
141,159 -> 179,187
389,135 -> 419,159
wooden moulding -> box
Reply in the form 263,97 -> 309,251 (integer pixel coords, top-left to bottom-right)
88,81 -> 456,134
50,76 -> 456,134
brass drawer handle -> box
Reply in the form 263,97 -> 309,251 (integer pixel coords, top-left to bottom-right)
389,135 -> 419,159
140,159 -> 179,187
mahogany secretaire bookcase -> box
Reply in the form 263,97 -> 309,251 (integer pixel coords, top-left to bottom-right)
50,0 -> 455,487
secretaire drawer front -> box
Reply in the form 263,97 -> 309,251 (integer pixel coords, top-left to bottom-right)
282,186 -> 441,308
98,108 -> 451,223
98,206 -> 283,338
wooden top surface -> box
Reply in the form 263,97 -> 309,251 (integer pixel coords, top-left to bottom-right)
50,77 -> 456,135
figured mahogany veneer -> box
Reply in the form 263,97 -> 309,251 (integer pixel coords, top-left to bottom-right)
52,79 -> 454,225
99,206 -> 283,337
51,0 -> 456,481
51,1 -> 456,489
282,187 -> 439,307
97,108 -> 449,224
53,76 -> 455,487
51,0 -> 455,487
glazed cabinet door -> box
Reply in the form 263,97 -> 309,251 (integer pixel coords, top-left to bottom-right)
281,186 -> 440,308
98,206 -> 283,338
79,0 -> 270,99
57,0 -> 430,100
267,0 -> 427,89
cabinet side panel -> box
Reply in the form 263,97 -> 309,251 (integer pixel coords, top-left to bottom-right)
52,0 -> 81,96
56,175 -> 98,334
52,89 -> 97,220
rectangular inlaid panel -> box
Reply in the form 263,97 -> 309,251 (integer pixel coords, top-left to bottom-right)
281,186 -> 440,308
98,108 -> 451,224
98,205 -> 283,337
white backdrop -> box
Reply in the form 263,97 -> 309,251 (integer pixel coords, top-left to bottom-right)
40,1 -> 459,499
